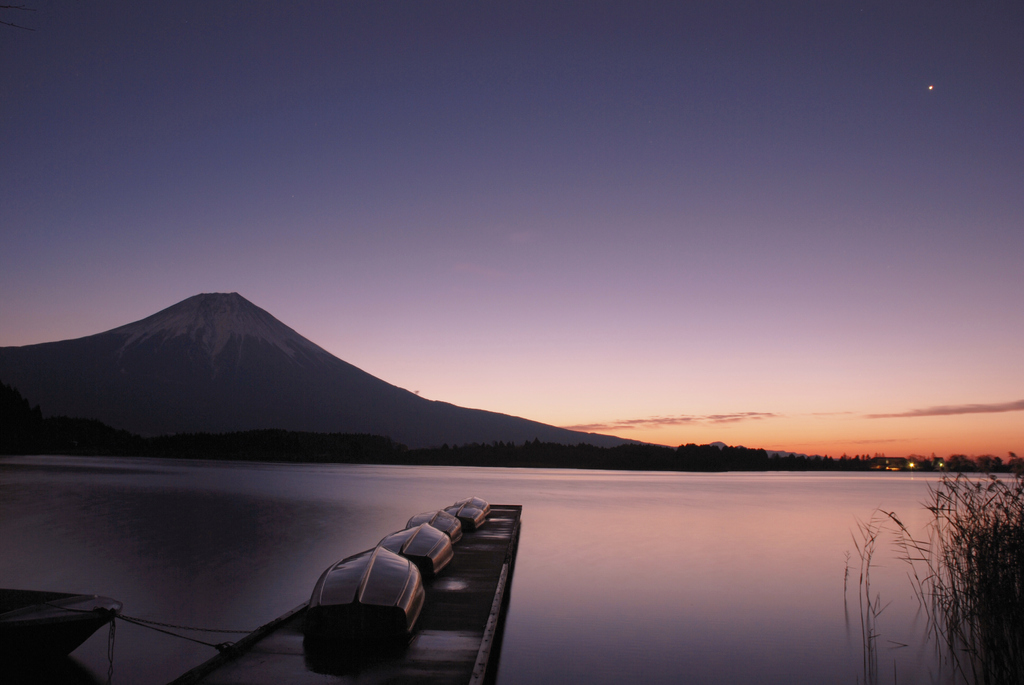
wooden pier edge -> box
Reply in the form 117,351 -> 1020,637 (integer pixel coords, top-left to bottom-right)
470,512 -> 521,685
168,602 -> 309,685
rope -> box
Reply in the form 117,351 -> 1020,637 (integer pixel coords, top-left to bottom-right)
115,614 -> 236,652
117,613 -> 252,634
107,616 -> 115,684
42,601 -> 253,653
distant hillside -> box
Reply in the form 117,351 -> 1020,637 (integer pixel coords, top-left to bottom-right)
0,293 -> 629,449
8,382 -> 1004,473
0,381 -> 868,470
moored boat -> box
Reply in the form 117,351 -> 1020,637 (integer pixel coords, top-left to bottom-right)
405,510 -> 463,543
453,496 -> 491,517
378,523 -> 454,577
303,547 -> 425,642
444,501 -> 487,531
0,589 -> 122,661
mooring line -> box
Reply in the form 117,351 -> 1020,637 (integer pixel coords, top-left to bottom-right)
107,615 -> 115,684
117,612 -> 252,634
115,614 -> 237,651
42,601 -> 253,652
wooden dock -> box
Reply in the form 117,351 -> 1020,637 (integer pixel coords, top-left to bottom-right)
170,505 -> 522,685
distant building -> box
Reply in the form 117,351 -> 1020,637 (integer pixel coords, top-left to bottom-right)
869,456 -> 910,471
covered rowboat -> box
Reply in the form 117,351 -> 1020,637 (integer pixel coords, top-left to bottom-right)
405,510 -> 463,543
378,523 -> 454,578
303,547 -> 425,642
443,501 -> 487,532
452,497 -> 491,517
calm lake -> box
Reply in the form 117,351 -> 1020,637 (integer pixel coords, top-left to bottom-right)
1,456 -> 963,684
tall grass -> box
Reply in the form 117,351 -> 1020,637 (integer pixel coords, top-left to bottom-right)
851,512 -> 890,684
888,474 -> 1024,685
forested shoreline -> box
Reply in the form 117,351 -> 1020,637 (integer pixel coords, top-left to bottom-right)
3,381 -> 1018,473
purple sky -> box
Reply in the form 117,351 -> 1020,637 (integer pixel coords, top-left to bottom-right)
2,1 -> 1022,456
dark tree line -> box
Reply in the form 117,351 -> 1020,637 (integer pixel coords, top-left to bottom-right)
0,381 -> 42,454
403,441 -> 875,472
0,381 -> 398,461
2,381 -> 1017,472
1,381 -> 144,455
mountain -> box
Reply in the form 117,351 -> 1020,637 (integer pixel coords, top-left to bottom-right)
0,293 -> 629,448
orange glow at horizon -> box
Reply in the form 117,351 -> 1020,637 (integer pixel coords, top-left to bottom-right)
565,410 -> 1023,459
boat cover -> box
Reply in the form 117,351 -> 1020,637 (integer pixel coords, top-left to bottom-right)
443,502 -> 487,531
378,523 -> 454,577
304,547 -> 425,641
405,510 -> 463,543
453,497 -> 491,517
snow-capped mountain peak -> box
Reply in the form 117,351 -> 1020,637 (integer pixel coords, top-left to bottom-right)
109,292 -> 326,361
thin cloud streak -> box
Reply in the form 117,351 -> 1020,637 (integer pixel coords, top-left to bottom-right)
784,437 -> 913,449
846,438 -> 913,445
867,400 -> 1024,419
565,412 -> 778,432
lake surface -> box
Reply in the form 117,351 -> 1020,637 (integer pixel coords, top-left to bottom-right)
0,456 -> 965,684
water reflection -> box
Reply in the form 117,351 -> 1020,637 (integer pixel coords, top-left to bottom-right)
1,457 -> 958,684
7,655 -> 106,685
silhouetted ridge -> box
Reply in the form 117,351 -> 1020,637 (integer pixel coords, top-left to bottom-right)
0,293 -> 630,448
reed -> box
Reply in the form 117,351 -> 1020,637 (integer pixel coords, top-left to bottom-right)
851,513 -> 889,685
888,474 -> 1024,684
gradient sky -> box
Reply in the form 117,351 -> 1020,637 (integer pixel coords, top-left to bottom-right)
2,1 -> 1022,457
